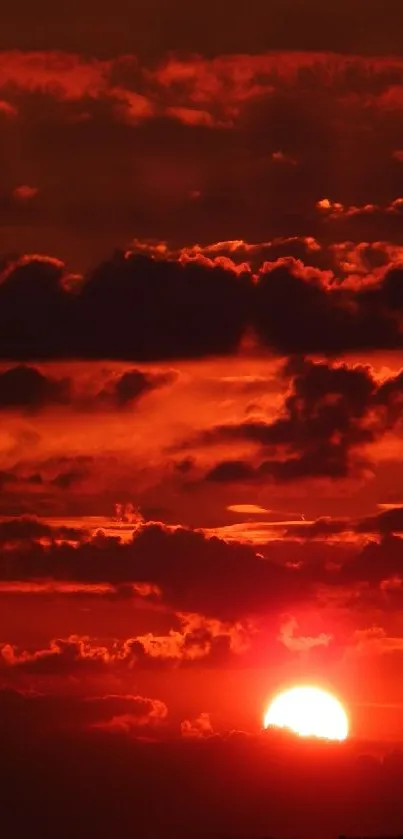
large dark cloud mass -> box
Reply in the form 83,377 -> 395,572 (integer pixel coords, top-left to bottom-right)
194,358 -> 403,482
2,516 -> 403,623
0,254 -> 249,359
3,253 -> 403,359
0,521 -> 307,620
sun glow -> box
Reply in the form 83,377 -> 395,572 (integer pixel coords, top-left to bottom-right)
264,686 -> 349,741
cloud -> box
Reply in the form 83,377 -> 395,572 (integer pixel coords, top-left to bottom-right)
188,357 -> 403,486
96,368 -> 176,407
252,260 -> 403,354
206,461 -> 256,483
94,708 -> 166,734
278,615 -> 332,652
0,520 -> 314,619
2,50 -> 403,122
0,515 -> 87,545
136,612 -> 251,665
227,504 -> 272,514
284,516 -> 349,539
2,514 -> 403,623
0,614 -> 252,677
3,49 -> 403,268
51,469 -> 87,490
0,253 -> 249,359
356,508 -> 403,535
340,534 -> 403,586
181,712 -> 214,738
0,365 -> 70,408
316,198 -> 403,242
203,359 -> 378,482
349,626 -> 403,657
0,635 -> 115,675
0,363 -> 176,414
286,506 -> 403,540
0,687 -> 167,735
89,696 -> 168,732
4,251 -> 403,359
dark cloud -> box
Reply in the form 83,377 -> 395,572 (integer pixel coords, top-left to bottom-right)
0,363 -> 175,413
340,534 -> 403,585
101,369 -> 159,405
206,461 -> 255,483
0,364 -> 70,408
204,359 -> 377,481
0,516 -> 87,545
3,254 -> 403,359
253,261 -> 403,354
0,521 -> 311,620
286,506 -> 403,539
357,507 -> 403,534
51,470 -> 87,490
97,368 -> 176,407
2,515 -> 403,621
192,357 -> 403,485
0,687 -> 167,736
0,253 -> 249,359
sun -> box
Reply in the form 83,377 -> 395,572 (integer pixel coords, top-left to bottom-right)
264,686 -> 349,741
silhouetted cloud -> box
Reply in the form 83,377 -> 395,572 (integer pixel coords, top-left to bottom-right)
2,516 -> 403,623
0,687 -> 167,735
0,516 -> 87,544
0,522 -> 309,619
96,368 -> 177,406
3,253 -> 403,359
202,359 -> 380,481
0,363 -> 176,413
0,364 -> 70,408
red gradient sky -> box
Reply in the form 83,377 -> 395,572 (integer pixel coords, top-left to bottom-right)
3,3 -> 403,838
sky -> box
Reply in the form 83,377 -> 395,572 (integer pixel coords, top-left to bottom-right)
3,2 -> 403,837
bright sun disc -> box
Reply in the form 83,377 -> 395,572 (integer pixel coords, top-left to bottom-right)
264,686 -> 349,741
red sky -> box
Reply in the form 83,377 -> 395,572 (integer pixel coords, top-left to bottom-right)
2,3 -> 403,838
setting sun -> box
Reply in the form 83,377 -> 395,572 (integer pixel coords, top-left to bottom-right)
264,686 -> 349,741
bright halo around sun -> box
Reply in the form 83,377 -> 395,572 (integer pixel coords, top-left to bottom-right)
264,686 -> 349,741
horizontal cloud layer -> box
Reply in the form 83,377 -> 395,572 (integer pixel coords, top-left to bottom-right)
3,252 -> 403,358
2,48 -> 403,266
1,517 -> 403,621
